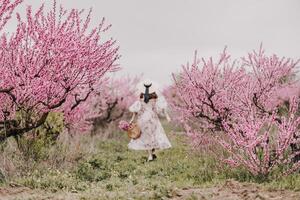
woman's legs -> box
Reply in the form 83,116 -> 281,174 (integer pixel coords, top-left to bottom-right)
152,148 -> 157,160
147,149 -> 157,161
147,150 -> 153,161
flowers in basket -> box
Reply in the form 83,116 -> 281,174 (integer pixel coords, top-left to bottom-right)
118,120 -> 141,139
118,120 -> 130,131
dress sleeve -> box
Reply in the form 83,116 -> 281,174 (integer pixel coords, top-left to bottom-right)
156,96 -> 168,114
129,101 -> 141,113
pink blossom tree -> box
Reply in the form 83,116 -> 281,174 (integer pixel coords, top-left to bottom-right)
170,46 -> 300,177
0,1 -> 119,140
71,76 -> 140,135
0,0 -> 23,31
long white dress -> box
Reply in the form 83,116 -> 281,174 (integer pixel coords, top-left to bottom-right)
128,98 -> 172,150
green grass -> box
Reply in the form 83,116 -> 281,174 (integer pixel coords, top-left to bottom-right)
7,127 -> 222,199
3,121 -> 300,199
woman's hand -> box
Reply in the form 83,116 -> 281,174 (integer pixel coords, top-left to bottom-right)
163,109 -> 171,122
130,113 -> 136,124
166,115 -> 171,122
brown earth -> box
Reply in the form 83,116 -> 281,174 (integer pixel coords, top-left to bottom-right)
1,180 -> 300,200
173,180 -> 300,200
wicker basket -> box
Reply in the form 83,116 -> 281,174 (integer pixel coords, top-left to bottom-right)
127,123 -> 141,139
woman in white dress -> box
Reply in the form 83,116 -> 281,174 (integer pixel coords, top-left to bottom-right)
128,79 -> 172,161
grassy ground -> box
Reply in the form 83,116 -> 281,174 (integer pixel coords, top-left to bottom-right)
8,130 -> 218,199
1,121 -> 300,199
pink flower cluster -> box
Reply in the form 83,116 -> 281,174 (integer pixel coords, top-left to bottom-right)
168,45 -> 300,177
64,76 -> 140,134
0,1 -> 119,139
118,120 -> 130,131
0,0 -> 23,31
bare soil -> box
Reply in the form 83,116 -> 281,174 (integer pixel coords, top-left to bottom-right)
174,180 -> 300,200
1,180 -> 300,200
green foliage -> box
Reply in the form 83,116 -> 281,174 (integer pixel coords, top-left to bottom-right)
36,112 -> 64,141
266,174 -> 300,191
16,169 -> 88,192
3,121 -> 300,198
15,112 -> 64,161
76,160 -> 112,182
0,168 -> 5,184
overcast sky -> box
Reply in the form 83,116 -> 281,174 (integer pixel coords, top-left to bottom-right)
5,0 -> 300,86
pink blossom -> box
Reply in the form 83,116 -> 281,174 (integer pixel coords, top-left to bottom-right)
0,1 -> 119,139
63,76 -> 140,134
0,0 -> 23,31
118,120 -> 130,131
168,46 -> 300,176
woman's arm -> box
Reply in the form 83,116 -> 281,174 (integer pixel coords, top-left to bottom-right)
163,109 -> 171,122
128,100 -> 141,123
129,113 -> 136,124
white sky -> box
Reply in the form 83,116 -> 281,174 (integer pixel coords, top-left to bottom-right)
4,0 -> 300,86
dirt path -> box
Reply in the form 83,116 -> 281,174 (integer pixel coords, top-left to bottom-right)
173,180 -> 300,200
0,186 -> 79,200
1,180 -> 300,200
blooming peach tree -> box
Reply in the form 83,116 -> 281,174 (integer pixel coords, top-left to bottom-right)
0,1 -> 119,140
0,0 -> 23,31
77,76 -> 140,135
170,46 -> 300,177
